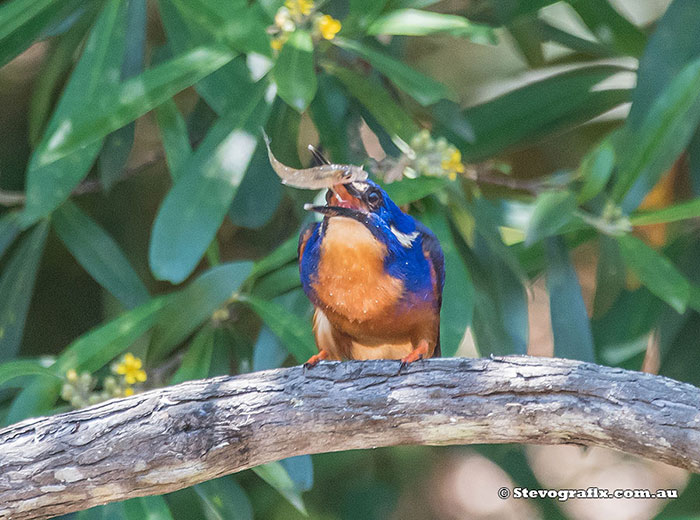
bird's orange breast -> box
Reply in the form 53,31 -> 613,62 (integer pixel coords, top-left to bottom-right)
312,217 -> 404,323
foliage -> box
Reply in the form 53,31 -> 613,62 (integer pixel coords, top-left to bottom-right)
1,0 -> 700,518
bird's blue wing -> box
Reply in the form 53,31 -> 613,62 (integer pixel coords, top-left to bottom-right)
416,221 -> 445,357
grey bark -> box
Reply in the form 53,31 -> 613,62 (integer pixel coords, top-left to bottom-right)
1,356 -> 700,520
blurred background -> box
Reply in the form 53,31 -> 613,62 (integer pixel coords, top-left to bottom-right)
2,0 -> 700,518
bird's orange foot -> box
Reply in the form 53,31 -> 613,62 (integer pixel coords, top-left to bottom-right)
398,341 -> 429,373
304,349 -> 329,369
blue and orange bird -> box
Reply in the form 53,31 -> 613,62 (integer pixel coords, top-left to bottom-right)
299,178 -> 445,367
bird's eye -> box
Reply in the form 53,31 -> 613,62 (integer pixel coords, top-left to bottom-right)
366,189 -> 382,208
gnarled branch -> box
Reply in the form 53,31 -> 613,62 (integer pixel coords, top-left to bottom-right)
2,356 -> 700,520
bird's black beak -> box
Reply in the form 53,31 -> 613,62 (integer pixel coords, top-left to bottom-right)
304,182 -> 369,222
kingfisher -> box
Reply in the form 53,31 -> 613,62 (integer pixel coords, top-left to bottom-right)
299,179 -> 445,367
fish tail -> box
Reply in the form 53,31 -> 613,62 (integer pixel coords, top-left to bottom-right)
261,127 -> 271,147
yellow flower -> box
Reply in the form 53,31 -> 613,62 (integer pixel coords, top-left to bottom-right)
115,353 -> 147,385
441,149 -> 465,180
318,14 -> 341,40
66,368 -> 78,383
271,38 -> 284,51
285,0 -> 313,17
123,387 -> 135,397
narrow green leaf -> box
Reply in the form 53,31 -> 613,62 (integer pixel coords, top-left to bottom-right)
348,0 -> 389,30
273,30 -> 317,112
169,0 -> 271,57
247,235 -> 299,283
253,462 -> 307,515
592,235 -> 625,319
0,0 -> 84,67
158,0 -> 254,115
155,98 -> 192,180
239,295 -> 316,363
577,138 -> 615,204
280,455 -> 314,493
0,211 -> 21,260
327,63 -> 419,142
21,0 -> 128,226
53,201 -> 150,309
433,65 -> 629,162
39,46 -> 236,165
98,0 -> 147,190
170,326 -> 214,384
149,82 -> 271,283
617,234 -> 690,314
380,177 -> 448,206
544,237 -> 595,362
570,0 -> 646,57
334,38 -> 454,106
0,360 -> 61,388
228,134 -> 284,229
123,496 -> 175,520
309,75 -> 351,163
614,58 -> 700,210
28,9 -> 95,147
194,477 -> 253,520
150,262 -> 253,361
419,202 -> 474,356
0,222 -> 49,362
368,9 -> 496,44
525,191 -> 577,246
253,326 -> 288,371
630,198 -> 700,226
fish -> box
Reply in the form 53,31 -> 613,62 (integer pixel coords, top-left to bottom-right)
262,129 -> 368,189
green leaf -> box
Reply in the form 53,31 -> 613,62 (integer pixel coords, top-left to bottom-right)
38,46 -> 236,166
253,462 -> 307,515
239,294 -> 316,363
368,9 -> 496,44
228,113 -> 287,229
433,65 -> 629,162
99,0 -> 147,190
334,38 -> 454,106
577,137 -> 615,204
0,222 -> 49,362
280,455 -> 314,493
525,191 -> 577,246
123,496 -> 175,520
327,63 -> 419,142
21,0 -> 128,226
592,236 -> 625,319
348,0 -> 389,30
544,237 -> 595,362
570,0 -> 646,57
155,98 -> 192,181
247,235 -> 299,284
630,197 -> 700,226
169,0 -> 271,57
0,211 -> 21,260
614,57 -> 700,210
194,476 -> 253,520
419,201 -> 474,356
616,234 -> 690,314
170,326 -> 215,384
149,82 -> 271,283
158,2 -> 257,115
0,0 -> 84,68
273,30 -> 317,112
0,360 -> 61,388
53,201 -> 150,309
149,262 -> 252,361
28,8 -> 96,147
380,177 -> 448,206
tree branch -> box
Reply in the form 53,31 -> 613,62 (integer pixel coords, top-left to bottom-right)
2,356 -> 700,520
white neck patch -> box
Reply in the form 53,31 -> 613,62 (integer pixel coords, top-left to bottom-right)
390,225 -> 420,248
